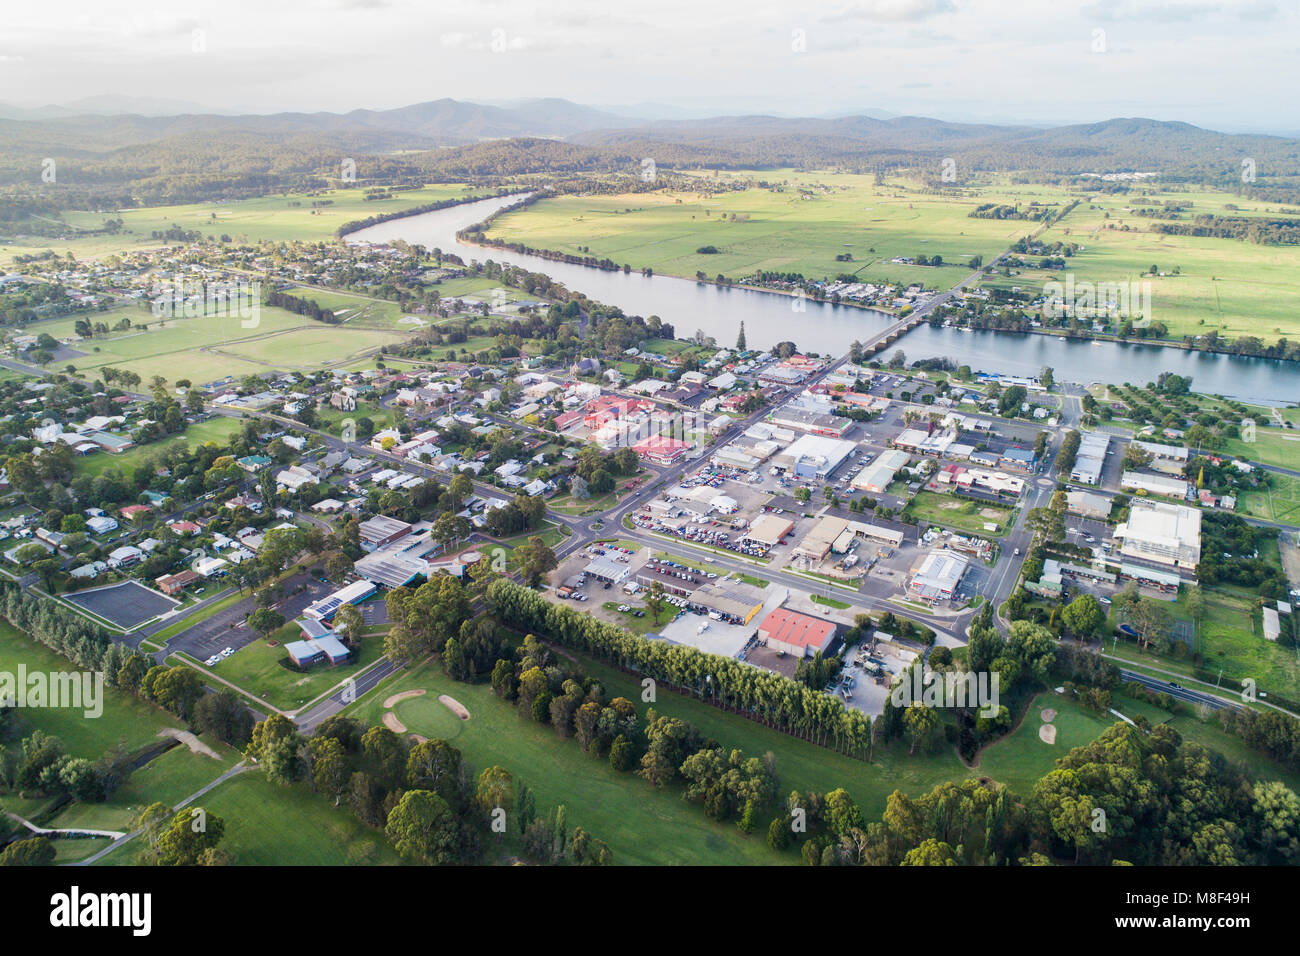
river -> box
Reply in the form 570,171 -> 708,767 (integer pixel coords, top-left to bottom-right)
346,194 -> 1299,405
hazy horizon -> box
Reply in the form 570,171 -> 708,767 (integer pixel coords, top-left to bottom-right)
2,0 -> 1296,136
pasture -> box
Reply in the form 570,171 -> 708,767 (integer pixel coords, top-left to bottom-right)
483,170 -> 1067,291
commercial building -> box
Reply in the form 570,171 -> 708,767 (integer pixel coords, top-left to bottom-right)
632,434 -> 693,465
583,554 -> 631,585
690,580 -> 767,625
304,579 -> 378,621
358,515 -> 413,552
768,405 -> 851,438
744,514 -> 796,547
773,434 -> 857,479
852,449 -> 910,493
1113,500 -> 1201,571
1067,490 -> 1113,520
1120,471 -> 1190,499
908,551 -> 969,603
1070,432 -> 1110,486
757,607 -> 837,658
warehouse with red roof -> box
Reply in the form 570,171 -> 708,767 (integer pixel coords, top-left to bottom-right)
757,607 -> 837,658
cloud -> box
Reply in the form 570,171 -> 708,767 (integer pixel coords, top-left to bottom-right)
1081,0 -> 1277,22
823,0 -> 957,23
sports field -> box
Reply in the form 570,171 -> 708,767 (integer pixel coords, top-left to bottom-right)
64,580 -> 178,630
25,303 -> 409,384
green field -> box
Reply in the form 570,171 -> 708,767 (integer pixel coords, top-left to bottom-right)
73,416 -> 244,478
1236,470 -> 1300,527
94,770 -> 402,866
2,184 -> 491,264
350,661 -> 786,865
987,188 -> 1300,342
25,302 -> 409,387
1107,584 -> 1300,700
482,170 -> 1062,292
0,622 -> 181,754
46,740 -> 238,833
905,490 -> 1012,536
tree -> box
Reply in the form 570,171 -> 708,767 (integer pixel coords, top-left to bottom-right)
309,736 -> 350,805
1061,593 -> 1105,640
248,608 -> 285,640
431,510 -> 471,549
736,322 -> 747,351
515,535 -> 558,587
1125,596 -> 1173,651
385,790 -> 472,864
141,806 -> 226,866
0,836 -> 55,866
333,603 -> 364,648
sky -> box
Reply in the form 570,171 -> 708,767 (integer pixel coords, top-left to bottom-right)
1,0 -> 1296,134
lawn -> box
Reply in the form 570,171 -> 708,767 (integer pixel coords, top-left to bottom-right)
46,738 -> 238,833
206,622 -> 384,712
94,770 -> 403,866
1236,470 -> 1300,527
905,490 -> 1012,536
0,621 -> 182,755
349,661 -> 783,865
215,325 -> 406,371
73,417 -> 244,478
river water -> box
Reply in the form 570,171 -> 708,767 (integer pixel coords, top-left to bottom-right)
347,194 -> 1299,405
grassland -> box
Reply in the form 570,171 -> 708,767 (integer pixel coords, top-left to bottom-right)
483,170 -> 1060,291
21,302 -> 407,387
985,187 -> 1300,342
2,184 -> 491,265
73,416 -> 244,478
94,770 -> 402,866
905,490 -> 1012,536
0,622 -> 181,754
1107,584 -> 1300,700
46,741 -> 238,833
349,659 -> 789,865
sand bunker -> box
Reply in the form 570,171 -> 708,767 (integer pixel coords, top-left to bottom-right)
382,712 -> 407,734
383,689 -> 426,709
438,695 -> 470,720
1041,708 -> 1057,722
1039,724 -> 1058,744
159,728 -> 220,759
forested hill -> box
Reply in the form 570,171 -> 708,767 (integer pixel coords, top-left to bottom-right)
2,97 -> 1298,207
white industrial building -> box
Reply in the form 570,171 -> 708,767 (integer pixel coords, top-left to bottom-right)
908,551 -> 969,603
852,449 -> 910,493
1120,471 -> 1189,499
773,434 -> 857,479
1070,432 -> 1109,485
1113,500 -> 1201,571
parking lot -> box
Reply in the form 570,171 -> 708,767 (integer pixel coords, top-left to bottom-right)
162,572 -> 334,664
